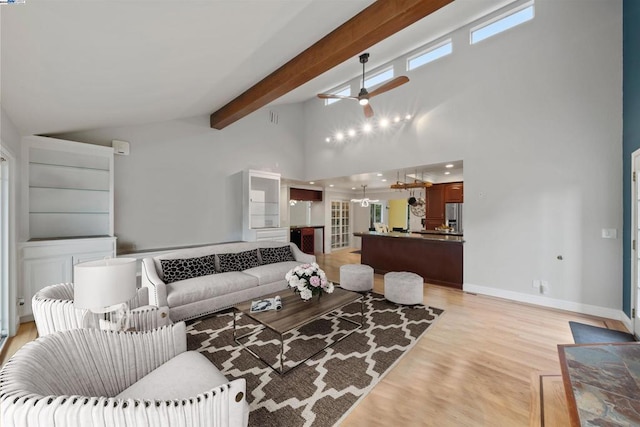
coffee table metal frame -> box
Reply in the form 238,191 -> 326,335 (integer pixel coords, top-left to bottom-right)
233,289 -> 364,375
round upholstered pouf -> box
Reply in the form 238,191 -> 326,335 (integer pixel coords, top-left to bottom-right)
339,264 -> 374,292
384,272 -> 424,305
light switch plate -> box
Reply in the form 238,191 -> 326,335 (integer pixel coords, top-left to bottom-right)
601,228 -> 617,239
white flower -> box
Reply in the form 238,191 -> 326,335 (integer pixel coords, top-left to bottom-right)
300,288 -> 313,300
287,264 -> 331,300
287,276 -> 298,288
325,282 -> 335,293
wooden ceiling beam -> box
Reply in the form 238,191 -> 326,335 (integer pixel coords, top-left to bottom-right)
210,0 -> 454,130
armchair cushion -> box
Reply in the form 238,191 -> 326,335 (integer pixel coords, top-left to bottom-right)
116,351 -> 228,400
217,249 -> 260,273
160,254 -> 216,284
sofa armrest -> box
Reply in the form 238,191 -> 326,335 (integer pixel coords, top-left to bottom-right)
289,242 -> 316,264
141,257 -> 168,307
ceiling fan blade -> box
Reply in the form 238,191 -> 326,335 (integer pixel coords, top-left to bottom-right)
368,76 -> 410,98
317,93 -> 358,100
364,103 -> 374,118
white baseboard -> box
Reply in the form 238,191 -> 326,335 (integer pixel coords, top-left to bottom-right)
19,314 -> 34,324
463,283 -> 630,327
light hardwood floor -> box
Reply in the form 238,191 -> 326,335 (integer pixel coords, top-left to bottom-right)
317,248 -> 625,427
0,248 -> 628,426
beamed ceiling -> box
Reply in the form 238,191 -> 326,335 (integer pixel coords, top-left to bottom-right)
1,0 -> 516,136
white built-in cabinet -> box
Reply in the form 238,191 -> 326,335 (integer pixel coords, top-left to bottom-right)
19,136 -> 116,320
242,170 -> 288,242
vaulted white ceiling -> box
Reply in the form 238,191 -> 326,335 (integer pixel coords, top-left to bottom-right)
1,0 -> 515,136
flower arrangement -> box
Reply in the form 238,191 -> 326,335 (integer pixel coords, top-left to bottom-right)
285,262 -> 335,301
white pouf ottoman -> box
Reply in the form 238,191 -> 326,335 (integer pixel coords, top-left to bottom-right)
340,264 -> 374,292
384,271 -> 423,305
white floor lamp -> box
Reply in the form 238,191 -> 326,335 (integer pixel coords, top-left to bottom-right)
74,258 -> 137,331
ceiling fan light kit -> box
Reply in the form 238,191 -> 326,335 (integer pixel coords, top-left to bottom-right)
317,52 -> 410,118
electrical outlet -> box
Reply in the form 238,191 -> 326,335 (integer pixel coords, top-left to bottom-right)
540,281 -> 550,295
532,280 -> 541,289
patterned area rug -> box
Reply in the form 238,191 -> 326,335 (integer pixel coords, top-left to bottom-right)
186,293 -> 443,427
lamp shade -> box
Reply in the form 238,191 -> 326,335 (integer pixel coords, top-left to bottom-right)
74,258 -> 137,311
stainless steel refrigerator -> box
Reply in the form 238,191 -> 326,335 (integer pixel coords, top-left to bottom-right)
445,203 -> 463,232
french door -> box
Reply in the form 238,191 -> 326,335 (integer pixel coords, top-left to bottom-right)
331,201 -> 350,250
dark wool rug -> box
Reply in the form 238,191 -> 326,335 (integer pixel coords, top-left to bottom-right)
186,293 -> 443,427
569,321 -> 636,344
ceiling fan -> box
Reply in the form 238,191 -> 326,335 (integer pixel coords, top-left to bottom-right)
317,53 -> 409,118
351,185 -> 379,207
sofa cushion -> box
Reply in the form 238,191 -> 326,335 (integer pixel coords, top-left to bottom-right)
259,246 -> 296,265
244,261 -> 303,285
160,255 -> 216,284
166,272 -> 258,307
116,351 -> 228,400
217,249 -> 260,273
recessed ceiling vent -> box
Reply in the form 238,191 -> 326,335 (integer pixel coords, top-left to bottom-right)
269,110 -> 279,125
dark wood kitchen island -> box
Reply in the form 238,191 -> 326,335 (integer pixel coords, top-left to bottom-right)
354,231 -> 463,289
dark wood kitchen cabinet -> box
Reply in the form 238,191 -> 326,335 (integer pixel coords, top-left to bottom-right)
290,188 -> 323,201
290,227 -> 315,254
444,182 -> 464,203
425,184 -> 445,230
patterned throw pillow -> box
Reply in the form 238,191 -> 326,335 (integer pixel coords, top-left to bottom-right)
160,255 -> 216,284
217,249 -> 260,273
259,246 -> 296,265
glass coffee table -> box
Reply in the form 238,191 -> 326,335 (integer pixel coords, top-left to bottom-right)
233,287 -> 364,375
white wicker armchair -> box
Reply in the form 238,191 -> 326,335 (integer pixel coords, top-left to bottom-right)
32,282 -> 171,336
0,322 -> 248,427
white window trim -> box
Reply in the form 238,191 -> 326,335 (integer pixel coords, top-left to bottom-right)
324,85 -> 351,106
406,39 -> 453,71
470,1 -> 535,45
364,66 -> 394,89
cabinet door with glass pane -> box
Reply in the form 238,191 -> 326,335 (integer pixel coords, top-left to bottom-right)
331,201 -> 350,249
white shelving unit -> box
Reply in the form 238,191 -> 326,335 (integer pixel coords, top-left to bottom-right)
19,136 -> 116,320
24,137 -> 113,239
242,170 -> 288,242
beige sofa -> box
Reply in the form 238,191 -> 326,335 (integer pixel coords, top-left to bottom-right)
141,241 -> 315,322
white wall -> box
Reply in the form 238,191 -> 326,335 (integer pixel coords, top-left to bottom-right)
1,107 -> 21,155
289,201 -> 310,226
303,1 -> 623,313
57,105 -> 305,252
